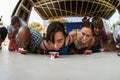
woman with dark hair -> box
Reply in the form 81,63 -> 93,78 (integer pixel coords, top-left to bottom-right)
40,21 -> 70,55
0,26 -> 8,50
40,21 -> 95,55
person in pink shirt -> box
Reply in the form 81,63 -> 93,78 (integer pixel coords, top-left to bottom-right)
90,17 -> 107,53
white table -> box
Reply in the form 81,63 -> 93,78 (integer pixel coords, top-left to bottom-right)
0,49 -> 120,80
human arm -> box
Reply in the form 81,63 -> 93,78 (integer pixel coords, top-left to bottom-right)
68,30 -> 77,45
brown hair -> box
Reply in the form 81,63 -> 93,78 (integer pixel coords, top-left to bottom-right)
46,21 -> 67,43
92,17 -> 104,29
80,21 -> 94,36
103,33 -> 118,51
11,16 -> 20,25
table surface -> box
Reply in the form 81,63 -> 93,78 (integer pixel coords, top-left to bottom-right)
0,49 -> 120,80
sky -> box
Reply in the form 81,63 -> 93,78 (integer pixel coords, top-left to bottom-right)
109,10 -> 119,24
0,0 -> 43,25
28,8 -> 43,25
0,0 -> 119,26
0,0 -> 18,25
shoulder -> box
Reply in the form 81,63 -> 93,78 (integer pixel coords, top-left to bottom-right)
0,26 -> 7,35
100,29 -> 107,35
7,25 -> 13,28
30,30 -> 43,41
0,26 -> 6,30
69,29 -> 77,39
30,29 -> 41,35
31,30 -> 42,38
68,30 -> 78,45
7,25 -> 14,32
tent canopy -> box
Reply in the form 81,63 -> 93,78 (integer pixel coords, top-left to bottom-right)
29,0 -> 120,20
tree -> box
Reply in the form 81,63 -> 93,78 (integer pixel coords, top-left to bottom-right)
28,22 -> 43,34
116,16 -> 120,25
48,17 -> 68,23
111,23 -> 115,30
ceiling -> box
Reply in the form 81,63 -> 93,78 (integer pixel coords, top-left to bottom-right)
29,0 -> 120,20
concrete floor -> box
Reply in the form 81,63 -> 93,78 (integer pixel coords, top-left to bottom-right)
0,45 -> 120,80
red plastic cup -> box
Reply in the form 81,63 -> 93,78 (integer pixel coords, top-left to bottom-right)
20,50 -> 27,55
85,50 -> 92,55
18,48 -> 27,55
49,52 -> 59,58
100,48 -> 104,52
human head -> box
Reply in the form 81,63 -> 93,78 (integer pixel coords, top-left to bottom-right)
46,21 -> 67,50
11,16 -> 21,28
78,21 -> 94,44
0,26 -> 8,47
82,17 -> 88,22
18,26 -> 31,48
92,17 -> 104,35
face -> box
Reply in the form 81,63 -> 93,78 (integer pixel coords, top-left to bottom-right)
77,27 -> 93,44
13,22 -> 20,29
49,31 -> 65,50
94,26 -> 101,35
18,34 -> 30,48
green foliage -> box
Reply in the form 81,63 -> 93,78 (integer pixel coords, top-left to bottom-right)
111,16 -> 120,31
48,17 -> 68,23
111,23 -> 115,30
116,16 -> 120,25
28,22 -> 43,34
